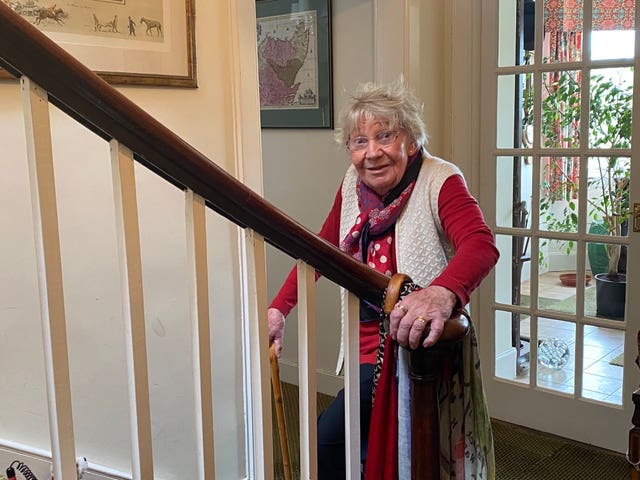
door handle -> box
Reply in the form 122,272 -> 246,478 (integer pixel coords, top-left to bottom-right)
633,203 -> 640,233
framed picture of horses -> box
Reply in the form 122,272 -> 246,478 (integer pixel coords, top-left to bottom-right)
0,0 -> 197,87
256,0 -> 333,128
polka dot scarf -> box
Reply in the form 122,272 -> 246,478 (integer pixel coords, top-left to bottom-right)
339,153 -> 422,272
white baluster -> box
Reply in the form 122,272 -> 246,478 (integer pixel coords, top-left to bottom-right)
244,229 -> 273,480
22,76 -> 77,480
297,260 -> 317,479
186,190 -> 216,479
110,139 -> 153,479
344,291 -> 361,479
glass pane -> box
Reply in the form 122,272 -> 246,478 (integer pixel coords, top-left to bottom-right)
586,156 -> 630,243
498,0 -> 535,67
591,0 -> 635,60
540,156 -> 580,233
536,318 -> 576,394
497,74 -> 532,149
589,69 -> 633,149
495,309 -> 530,382
585,265 -> 598,318
543,1 -> 583,63
589,243 -> 628,320
495,234 -> 532,308
496,156 -> 533,228
582,325 -> 624,404
538,238 -> 578,315
541,70 -> 581,149
592,30 -> 635,60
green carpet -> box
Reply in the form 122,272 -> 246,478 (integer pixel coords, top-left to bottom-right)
272,382 -> 334,479
273,383 -> 629,479
492,420 -> 628,480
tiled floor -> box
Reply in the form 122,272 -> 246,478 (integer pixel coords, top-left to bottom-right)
515,272 -> 625,405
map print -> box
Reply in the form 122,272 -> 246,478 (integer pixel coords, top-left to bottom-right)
257,10 -> 319,110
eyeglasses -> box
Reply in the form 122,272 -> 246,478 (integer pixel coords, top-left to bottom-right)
347,130 -> 400,151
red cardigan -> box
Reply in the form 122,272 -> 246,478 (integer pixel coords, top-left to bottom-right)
269,174 -> 498,363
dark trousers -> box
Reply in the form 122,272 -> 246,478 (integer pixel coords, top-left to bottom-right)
317,363 -> 375,479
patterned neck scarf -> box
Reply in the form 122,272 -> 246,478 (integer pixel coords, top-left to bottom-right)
339,152 -> 423,271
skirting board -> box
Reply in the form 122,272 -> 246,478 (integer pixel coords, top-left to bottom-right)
278,360 -> 343,397
0,441 -> 127,480
0,442 -> 252,480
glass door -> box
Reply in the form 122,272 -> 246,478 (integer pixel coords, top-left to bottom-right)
480,0 -> 639,452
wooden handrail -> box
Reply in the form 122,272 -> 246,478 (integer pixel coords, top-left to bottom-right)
0,2 -> 385,305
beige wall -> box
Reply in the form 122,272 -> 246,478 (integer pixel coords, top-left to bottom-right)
0,1 -> 250,478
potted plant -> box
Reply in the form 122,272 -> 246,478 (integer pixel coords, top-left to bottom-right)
531,69 -> 631,318
587,71 -> 631,318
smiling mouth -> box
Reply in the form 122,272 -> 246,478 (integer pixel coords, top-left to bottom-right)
368,164 -> 389,172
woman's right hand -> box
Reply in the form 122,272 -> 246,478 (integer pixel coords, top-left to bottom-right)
267,308 -> 286,358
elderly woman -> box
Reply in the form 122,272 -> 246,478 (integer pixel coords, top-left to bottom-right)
268,80 -> 498,479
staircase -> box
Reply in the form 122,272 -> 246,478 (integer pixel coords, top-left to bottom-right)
0,3 -> 472,478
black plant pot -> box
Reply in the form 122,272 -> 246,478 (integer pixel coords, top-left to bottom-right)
595,273 -> 626,320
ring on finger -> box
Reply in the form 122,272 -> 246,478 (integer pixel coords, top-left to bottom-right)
395,303 -> 408,314
415,316 -> 428,327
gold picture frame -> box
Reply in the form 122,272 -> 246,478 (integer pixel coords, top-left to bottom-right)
0,0 -> 197,87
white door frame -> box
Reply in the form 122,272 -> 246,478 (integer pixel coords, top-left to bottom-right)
478,0 -> 640,453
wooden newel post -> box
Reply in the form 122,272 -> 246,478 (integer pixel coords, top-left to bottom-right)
629,331 -> 640,480
408,344 -> 448,479
383,274 -> 469,480
628,390 -> 640,480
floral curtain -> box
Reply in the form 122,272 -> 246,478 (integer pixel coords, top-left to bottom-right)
540,0 -> 635,201
544,0 -> 635,32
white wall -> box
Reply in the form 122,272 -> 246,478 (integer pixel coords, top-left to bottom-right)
0,1 -> 250,478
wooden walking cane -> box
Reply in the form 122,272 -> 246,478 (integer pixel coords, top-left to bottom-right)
270,343 -> 293,480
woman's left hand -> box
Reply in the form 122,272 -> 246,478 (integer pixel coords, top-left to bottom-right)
388,285 -> 457,349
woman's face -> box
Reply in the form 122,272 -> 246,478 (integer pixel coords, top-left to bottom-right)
348,117 -> 417,197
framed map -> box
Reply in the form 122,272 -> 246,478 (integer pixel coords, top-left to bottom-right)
0,0 -> 196,87
256,0 -> 332,128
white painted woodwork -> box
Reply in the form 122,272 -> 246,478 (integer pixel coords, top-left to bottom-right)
22,77 -> 77,480
186,190 -> 216,479
373,0 -> 407,84
110,140 -> 154,479
244,229 -> 273,480
450,0 -> 482,195
226,2 -> 265,474
227,0 -> 264,192
480,0 -> 640,452
344,292 -> 361,479
296,261 -> 318,479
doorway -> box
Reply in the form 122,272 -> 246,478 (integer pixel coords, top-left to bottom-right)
480,0 -> 639,452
